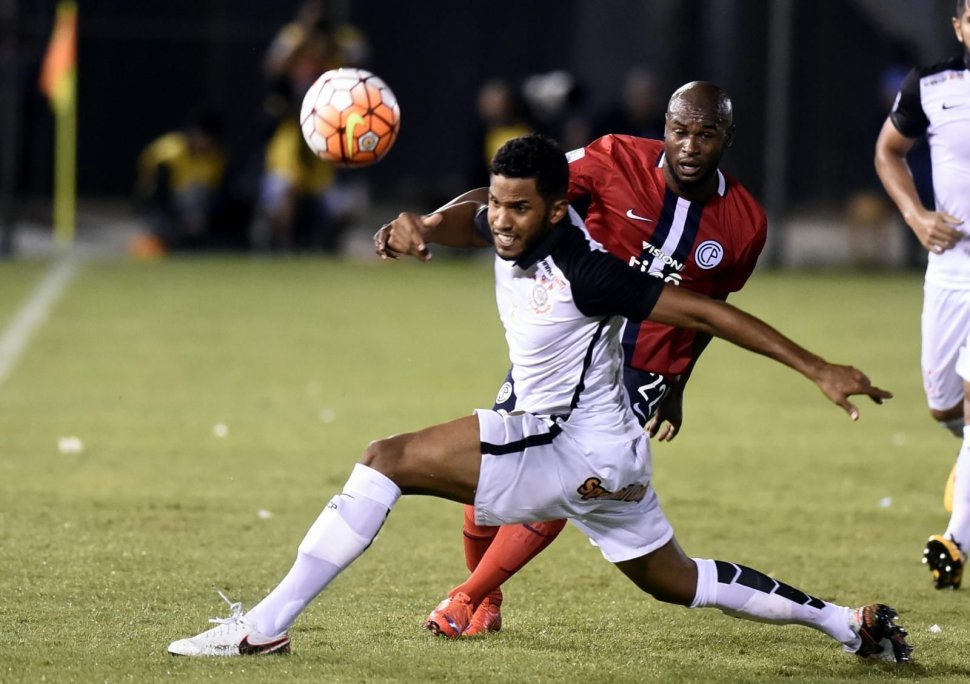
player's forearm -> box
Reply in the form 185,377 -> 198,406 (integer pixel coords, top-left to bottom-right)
874,152 -> 925,223
650,288 -> 827,383
423,202 -> 490,249
874,121 -> 924,223
704,302 -> 826,381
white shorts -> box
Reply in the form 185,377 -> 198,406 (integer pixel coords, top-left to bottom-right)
921,282 -> 970,410
473,409 -> 674,563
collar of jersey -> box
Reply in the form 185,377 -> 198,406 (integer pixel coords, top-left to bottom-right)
513,219 -> 570,269
656,153 -> 727,197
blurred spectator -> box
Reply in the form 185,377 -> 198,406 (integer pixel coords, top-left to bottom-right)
250,113 -> 350,252
590,67 -> 665,141
522,70 -> 590,150
260,1 -> 369,140
466,79 -> 533,188
249,0 -> 371,253
130,111 -> 226,257
263,0 -> 369,89
844,58 -> 931,268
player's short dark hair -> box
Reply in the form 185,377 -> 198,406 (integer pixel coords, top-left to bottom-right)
958,0 -> 969,16
489,134 -> 568,201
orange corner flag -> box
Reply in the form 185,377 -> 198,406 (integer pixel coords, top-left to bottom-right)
39,1 -> 78,113
40,1 -> 78,247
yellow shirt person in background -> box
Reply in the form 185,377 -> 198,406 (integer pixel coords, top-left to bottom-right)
132,113 -> 225,256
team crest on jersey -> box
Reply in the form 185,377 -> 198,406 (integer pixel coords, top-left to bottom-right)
576,476 -> 648,503
529,282 -> 551,314
694,240 -> 724,269
528,269 -> 564,315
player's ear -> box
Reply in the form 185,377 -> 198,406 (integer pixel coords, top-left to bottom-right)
725,124 -> 736,148
549,198 -> 569,224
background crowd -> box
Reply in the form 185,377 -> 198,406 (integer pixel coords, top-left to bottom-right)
0,0 -> 954,262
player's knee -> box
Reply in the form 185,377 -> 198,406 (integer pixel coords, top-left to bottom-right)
618,555 -> 696,606
360,435 -> 408,481
930,408 -> 964,437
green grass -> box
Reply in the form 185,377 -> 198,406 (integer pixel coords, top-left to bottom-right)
1,257 -> 967,682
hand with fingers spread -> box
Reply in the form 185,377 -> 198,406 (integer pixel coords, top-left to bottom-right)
374,212 -> 443,262
812,363 -> 893,421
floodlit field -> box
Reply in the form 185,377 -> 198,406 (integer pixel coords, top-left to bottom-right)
1,256 -> 966,682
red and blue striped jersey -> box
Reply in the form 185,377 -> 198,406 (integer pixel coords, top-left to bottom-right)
567,135 -> 767,375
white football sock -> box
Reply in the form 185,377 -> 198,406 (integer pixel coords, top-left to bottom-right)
944,426 -> 970,549
691,558 -> 859,650
246,464 -> 401,636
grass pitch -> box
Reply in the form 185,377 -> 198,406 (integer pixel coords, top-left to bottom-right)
1,256 -> 967,682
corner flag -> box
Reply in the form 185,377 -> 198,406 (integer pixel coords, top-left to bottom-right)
39,1 -> 78,247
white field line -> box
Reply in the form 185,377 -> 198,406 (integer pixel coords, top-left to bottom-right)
0,258 -> 80,388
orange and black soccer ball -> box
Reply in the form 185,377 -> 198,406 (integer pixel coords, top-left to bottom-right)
300,68 -> 401,167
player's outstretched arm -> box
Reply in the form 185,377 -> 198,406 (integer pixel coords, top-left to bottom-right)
374,201 -> 490,261
433,187 -> 488,212
648,285 -> 892,420
874,118 -> 964,254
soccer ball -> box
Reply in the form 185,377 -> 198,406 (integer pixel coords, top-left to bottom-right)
300,68 -> 401,167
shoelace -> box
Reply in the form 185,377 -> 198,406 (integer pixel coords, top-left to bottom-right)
208,590 -> 245,626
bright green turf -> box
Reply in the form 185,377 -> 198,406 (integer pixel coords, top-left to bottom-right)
1,257 -> 967,682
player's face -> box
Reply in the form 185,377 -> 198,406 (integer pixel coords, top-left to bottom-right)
487,175 -> 567,260
663,108 -> 731,199
954,1 -> 970,51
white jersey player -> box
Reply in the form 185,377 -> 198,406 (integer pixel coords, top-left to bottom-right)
168,134 -> 911,664
875,0 -> 970,589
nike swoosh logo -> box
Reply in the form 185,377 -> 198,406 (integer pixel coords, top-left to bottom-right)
626,209 -> 655,222
345,113 -> 365,158
238,634 -> 290,655
942,103 -> 963,110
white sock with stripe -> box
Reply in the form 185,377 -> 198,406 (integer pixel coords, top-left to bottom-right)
690,558 -> 859,650
246,464 -> 401,636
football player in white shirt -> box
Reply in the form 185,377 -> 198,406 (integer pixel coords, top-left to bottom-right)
169,135 -> 911,664
875,0 -> 970,589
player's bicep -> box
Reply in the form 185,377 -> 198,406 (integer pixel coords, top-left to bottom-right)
876,118 -> 917,159
571,250 -> 663,320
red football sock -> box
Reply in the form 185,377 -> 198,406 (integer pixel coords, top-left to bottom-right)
451,518 -> 567,606
462,504 -> 498,572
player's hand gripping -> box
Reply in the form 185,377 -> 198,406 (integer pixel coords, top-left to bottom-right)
645,386 -> 684,442
907,208 -> 964,254
374,212 -> 443,262
813,363 -> 892,421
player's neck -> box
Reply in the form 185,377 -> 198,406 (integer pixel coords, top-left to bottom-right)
663,165 -> 718,203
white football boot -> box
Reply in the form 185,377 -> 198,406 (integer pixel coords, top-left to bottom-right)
167,592 -> 290,656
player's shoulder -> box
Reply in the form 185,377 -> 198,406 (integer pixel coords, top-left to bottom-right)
912,56 -> 966,85
718,171 -> 767,220
544,215 -> 613,277
583,134 -> 663,160
913,56 -> 967,79
602,134 -> 663,154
